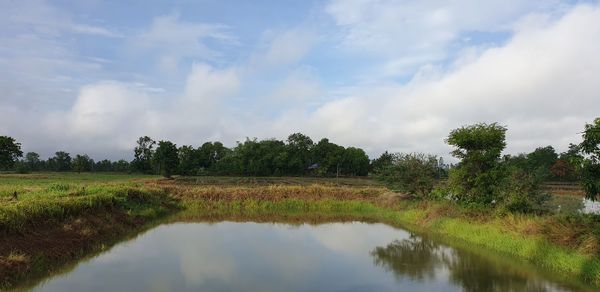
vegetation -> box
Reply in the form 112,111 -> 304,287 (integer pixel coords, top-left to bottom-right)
153,141 -> 179,178
1,119 -> 600,288
0,173 -> 599,289
446,122 -> 508,206
372,152 -> 442,197
0,136 -> 22,170
581,118 -> 600,201
1,133 -> 370,178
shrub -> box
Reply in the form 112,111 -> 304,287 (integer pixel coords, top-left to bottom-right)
499,167 -> 550,214
374,153 -> 439,198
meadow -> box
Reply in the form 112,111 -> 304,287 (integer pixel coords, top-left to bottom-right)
1,172 -> 599,289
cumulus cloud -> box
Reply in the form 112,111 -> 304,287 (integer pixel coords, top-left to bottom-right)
68,82 -> 156,145
325,0 -> 561,76
298,4 -> 600,157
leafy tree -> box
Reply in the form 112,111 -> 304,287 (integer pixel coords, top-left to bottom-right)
178,145 -> 199,175
198,141 -> 229,171
24,152 -> 40,171
374,153 -> 439,197
0,136 -> 23,170
132,136 -> 155,173
113,160 -> 130,173
526,146 -> 558,180
312,138 -> 345,176
286,133 -> 314,175
579,118 -> 600,200
153,140 -> 179,177
51,151 -> 72,171
224,138 -> 288,176
500,166 -> 548,213
73,154 -> 94,173
95,159 -> 113,172
14,160 -> 30,174
372,151 -> 395,175
446,123 -> 507,205
549,159 -> 576,181
341,147 -> 370,176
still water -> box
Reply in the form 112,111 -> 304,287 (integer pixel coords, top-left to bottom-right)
32,222 -> 585,291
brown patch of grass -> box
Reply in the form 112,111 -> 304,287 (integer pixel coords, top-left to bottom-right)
149,180 -> 387,202
0,208 -> 159,289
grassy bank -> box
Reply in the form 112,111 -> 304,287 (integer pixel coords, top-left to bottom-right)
1,173 -> 599,288
176,197 -> 600,286
0,173 -> 177,288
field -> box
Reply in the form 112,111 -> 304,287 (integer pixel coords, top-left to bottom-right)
1,173 -> 599,289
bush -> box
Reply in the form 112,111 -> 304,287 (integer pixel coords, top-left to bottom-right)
499,168 -> 550,214
14,162 -> 30,174
374,153 -> 439,198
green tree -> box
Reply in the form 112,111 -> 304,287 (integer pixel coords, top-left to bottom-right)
446,123 -> 507,205
113,160 -> 130,173
24,152 -> 40,171
95,159 -> 113,172
372,151 -> 395,176
579,118 -> 600,200
341,147 -> 370,176
198,141 -> 230,171
73,154 -> 94,173
312,138 -> 345,176
178,145 -> 199,175
50,151 -> 72,171
132,136 -> 155,173
286,133 -> 314,175
153,140 -> 179,177
373,153 -> 439,197
0,136 -> 23,170
526,146 -> 558,180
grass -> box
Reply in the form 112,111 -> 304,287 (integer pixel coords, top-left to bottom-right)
0,173 -> 176,288
1,172 -> 599,288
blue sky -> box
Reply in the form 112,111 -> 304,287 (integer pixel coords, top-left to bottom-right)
1,0 -> 600,160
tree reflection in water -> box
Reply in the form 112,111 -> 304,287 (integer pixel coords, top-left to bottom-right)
371,234 -> 566,292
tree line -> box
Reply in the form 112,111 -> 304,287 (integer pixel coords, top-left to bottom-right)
0,133 -> 371,177
370,118 -> 600,212
132,133 -> 371,177
2,118 -> 599,206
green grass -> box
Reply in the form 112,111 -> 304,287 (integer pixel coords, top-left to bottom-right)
0,173 -> 170,234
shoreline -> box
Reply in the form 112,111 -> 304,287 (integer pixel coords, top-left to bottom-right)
1,182 -> 599,289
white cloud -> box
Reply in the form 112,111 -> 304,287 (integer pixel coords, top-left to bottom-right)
297,4 -> 600,157
68,82 -> 154,141
325,0 -> 561,76
267,66 -> 322,104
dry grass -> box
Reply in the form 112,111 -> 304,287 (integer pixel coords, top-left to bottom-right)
149,179 -> 388,202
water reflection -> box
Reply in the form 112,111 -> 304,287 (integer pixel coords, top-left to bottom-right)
371,234 -> 570,291
27,222 -> 585,292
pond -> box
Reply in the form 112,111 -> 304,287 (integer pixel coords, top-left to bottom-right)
31,221 -> 587,291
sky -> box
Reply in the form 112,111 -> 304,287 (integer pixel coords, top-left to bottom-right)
1,0 -> 600,161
